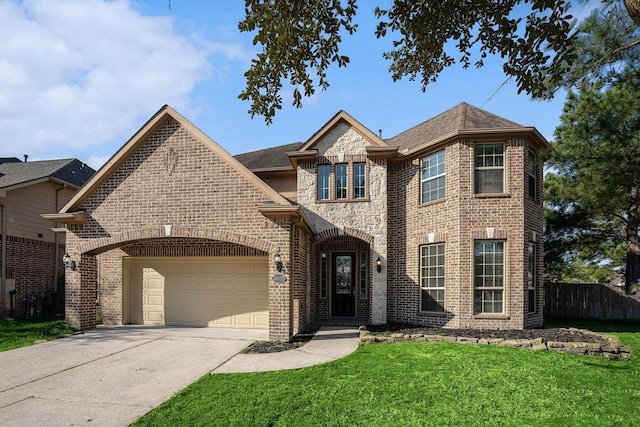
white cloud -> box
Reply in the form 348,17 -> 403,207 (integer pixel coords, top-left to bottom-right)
0,0 -> 250,161
85,154 -> 111,171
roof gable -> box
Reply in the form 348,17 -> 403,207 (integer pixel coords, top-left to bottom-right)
387,102 -> 528,154
299,110 -> 387,152
61,105 -> 291,213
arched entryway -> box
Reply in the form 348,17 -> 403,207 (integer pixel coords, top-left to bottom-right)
311,228 -> 374,325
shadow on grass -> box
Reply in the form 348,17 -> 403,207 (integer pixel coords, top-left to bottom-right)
545,316 -> 640,333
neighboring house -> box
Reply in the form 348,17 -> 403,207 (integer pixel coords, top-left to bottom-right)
44,103 -> 548,340
0,157 -> 95,317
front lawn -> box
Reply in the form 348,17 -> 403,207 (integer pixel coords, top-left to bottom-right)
0,317 -> 73,352
133,319 -> 640,426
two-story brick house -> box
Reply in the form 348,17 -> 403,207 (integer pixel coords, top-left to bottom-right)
45,103 -> 548,340
1,157 -> 94,317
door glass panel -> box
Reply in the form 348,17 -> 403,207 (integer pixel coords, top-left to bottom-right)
335,255 -> 352,294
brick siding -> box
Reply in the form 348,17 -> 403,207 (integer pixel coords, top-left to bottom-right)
65,118 -> 295,340
3,235 -> 65,316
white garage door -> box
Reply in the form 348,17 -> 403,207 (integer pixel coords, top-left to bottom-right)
129,257 -> 269,329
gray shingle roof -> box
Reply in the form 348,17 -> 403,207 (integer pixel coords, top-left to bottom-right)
0,158 -> 95,189
234,142 -> 303,170
234,103 -> 529,170
386,102 -> 524,153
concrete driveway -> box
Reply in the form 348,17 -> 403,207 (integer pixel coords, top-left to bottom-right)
0,325 -> 266,426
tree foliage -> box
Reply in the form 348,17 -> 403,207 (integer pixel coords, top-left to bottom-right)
545,67 -> 640,289
553,0 -> 640,97
238,0 -> 357,123
238,0 -> 640,123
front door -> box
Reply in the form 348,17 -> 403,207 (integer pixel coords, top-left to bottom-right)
332,252 -> 356,317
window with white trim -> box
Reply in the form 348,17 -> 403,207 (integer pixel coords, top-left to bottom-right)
528,150 -> 537,199
354,163 -> 366,199
318,165 -> 330,200
420,243 -> 445,312
527,243 -> 536,313
335,164 -> 348,199
421,150 -> 446,203
474,240 -> 504,314
474,143 -> 504,194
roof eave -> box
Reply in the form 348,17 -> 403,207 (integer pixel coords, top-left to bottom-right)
41,211 -> 86,225
259,205 -> 316,235
287,150 -> 318,169
249,166 -> 295,173
366,146 -> 400,160
400,127 -> 551,158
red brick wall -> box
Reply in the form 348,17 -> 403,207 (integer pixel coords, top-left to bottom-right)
4,235 -> 65,316
65,118 -> 297,340
389,137 -> 545,330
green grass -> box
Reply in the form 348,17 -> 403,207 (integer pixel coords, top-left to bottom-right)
0,317 -> 74,352
133,319 -> 640,427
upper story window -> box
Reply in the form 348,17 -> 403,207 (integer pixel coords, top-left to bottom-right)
335,164 -> 348,199
421,150 -> 446,203
528,150 -> 537,199
316,162 -> 368,202
354,163 -> 366,199
317,165 -> 330,200
474,143 -> 504,194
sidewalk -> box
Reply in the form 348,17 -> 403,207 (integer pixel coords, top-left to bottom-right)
212,326 -> 360,373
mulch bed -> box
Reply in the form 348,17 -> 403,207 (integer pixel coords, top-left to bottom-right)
242,327 -> 319,353
365,323 -> 606,344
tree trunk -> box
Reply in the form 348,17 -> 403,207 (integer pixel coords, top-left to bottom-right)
625,0 -> 640,26
626,198 -> 640,293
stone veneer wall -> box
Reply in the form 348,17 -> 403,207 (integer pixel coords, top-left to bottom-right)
65,118 -> 296,340
389,137 -> 545,330
297,123 -> 388,324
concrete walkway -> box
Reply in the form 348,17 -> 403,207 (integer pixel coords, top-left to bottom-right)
213,326 -> 360,373
0,325 -> 360,426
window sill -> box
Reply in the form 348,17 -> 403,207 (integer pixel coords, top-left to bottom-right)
419,198 -> 446,208
316,198 -> 371,204
418,311 -> 447,317
473,314 -> 510,320
527,196 -> 542,205
473,193 -> 511,199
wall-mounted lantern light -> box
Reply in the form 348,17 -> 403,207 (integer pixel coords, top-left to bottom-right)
376,256 -> 382,273
274,248 -> 283,272
63,252 -> 77,271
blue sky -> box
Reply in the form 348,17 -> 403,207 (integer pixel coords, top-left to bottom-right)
0,0 -> 595,170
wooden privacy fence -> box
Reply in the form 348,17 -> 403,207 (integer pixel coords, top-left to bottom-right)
544,282 -> 640,319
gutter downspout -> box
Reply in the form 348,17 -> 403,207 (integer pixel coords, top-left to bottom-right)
54,185 -> 66,314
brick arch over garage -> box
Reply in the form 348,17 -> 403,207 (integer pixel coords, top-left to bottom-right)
311,227 -> 374,246
76,226 -> 275,256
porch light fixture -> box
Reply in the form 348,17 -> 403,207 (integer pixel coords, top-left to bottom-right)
274,249 -> 283,272
376,257 -> 382,273
63,252 -> 76,271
